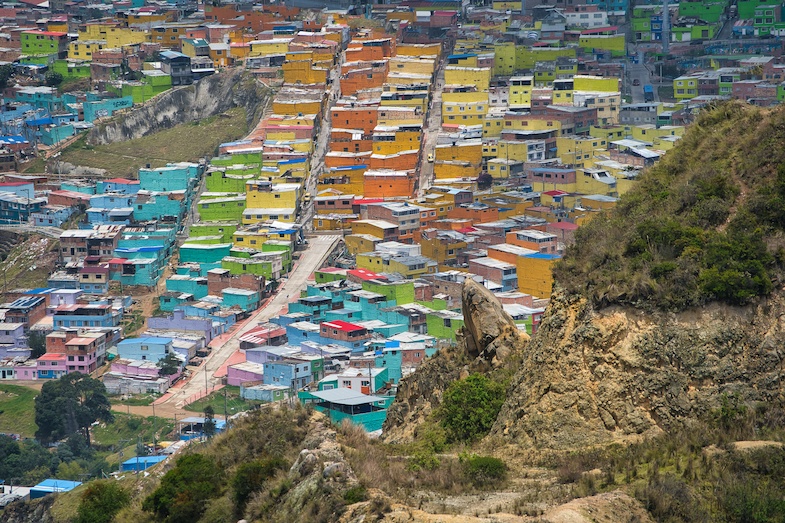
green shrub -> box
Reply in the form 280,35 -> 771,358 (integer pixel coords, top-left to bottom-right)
407,448 -> 440,472
343,485 -> 369,504
231,457 -> 288,514
142,454 -> 223,523
460,454 -> 506,486
75,481 -> 130,523
438,374 -> 505,443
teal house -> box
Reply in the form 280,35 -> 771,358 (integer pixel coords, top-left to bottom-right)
165,275 -> 208,299
179,243 -> 232,265
138,163 -> 200,192
298,389 -> 393,432
222,288 -> 261,312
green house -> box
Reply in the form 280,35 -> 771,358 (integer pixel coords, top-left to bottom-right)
314,268 -> 347,284
205,170 -> 257,193
221,252 -> 283,280
52,59 -> 91,79
189,223 -> 237,243
361,280 -> 414,305
197,196 -> 246,222
426,310 -> 464,341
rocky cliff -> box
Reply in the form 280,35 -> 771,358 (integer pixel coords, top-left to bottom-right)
490,287 -> 785,448
88,69 -> 270,145
382,279 -> 529,443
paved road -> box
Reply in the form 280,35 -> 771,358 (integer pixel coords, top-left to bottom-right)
418,56 -> 448,196
627,48 -> 656,104
0,224 -> 64,239
150,234 -> 342,414
302,51 -> 343,231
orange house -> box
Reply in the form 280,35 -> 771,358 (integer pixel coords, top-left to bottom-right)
345,38 -> 395,62
368,150 -> 419,171
363,170 -> 415,198
330,106 -> 378,134
341,61 -> 389,95
325,151 -> 371,168
447,206 -> 501,224
330,130 -> 372,153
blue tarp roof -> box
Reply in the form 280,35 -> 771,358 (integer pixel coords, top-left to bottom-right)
115,246 -> 164,253
0,135 -> 28,144
122,455 -> 167,466
26,117 -> 53,126
33,479 -> 81,492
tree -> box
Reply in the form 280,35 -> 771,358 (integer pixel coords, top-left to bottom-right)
44,71 -> 63,87
0,64 -> 13,90
34,373 -> 114,447
438,374 -> 506,443
75,481 -> 130,523
203,405 -> 216,439
143,454 -> 222,523
28,331 -> 47,359
157,352 -> 181,377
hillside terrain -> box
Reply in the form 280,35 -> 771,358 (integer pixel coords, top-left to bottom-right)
8,103 -> 785,522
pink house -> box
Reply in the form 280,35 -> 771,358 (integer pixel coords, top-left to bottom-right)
37,353 -> 67,379
227,361 -> 264,386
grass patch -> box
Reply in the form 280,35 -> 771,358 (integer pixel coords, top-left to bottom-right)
109,394 -> 159,407
92,413 -> 174,450
56,107 -> 249,177
0,235 -> 60,293
0,383 -> 38,437
184,385 -> 263,415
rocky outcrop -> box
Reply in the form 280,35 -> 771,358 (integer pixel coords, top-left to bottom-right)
88,69 -> 270,145
0,496 -> 56,523
492,286 -> 785,448
540,491 -> 655,523
460,279 -> 530,368
382,280 -> 529,443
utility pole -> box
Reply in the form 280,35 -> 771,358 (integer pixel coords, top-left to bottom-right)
152,402 -> 157,456
223,386 -> 228,427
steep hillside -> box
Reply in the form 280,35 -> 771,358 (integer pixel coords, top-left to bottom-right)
493,102 -> 785,447
87,69 -> 270,145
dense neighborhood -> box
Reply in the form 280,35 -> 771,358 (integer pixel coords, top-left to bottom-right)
0,0 -> 783,506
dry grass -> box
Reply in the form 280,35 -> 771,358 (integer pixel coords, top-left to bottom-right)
55,107 -> 249,177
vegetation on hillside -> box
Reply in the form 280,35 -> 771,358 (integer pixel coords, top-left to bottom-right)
45,107 -> 249,177
550,396 -> 785,522
555,102 -> 785,311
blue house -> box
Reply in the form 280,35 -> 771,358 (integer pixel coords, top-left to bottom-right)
97,178 -> 140,194
263,358 -> 313,389
298,389 -> 392,432
138,163 -> 200,192
121,455 -> 168,472
285,321 -> 320,345
30,479 -> 81,499
116,336 -> 173,362
32,205 -> 76,227
178,416 -> 226,441
288,295 -> 334,319
53,303 -> 121,330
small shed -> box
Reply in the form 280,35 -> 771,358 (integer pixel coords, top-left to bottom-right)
121,455 -> 168,472
30,479 -> 81,499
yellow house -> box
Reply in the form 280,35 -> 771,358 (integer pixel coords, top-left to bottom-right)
443,66 -> 491,91
515,47 -> 576,71
516,254 -> 559,298
371,124 -> 422,155
555,136 -> 607,167
577,168 -> 618,195
493,41 -> 515,76
493,0 -> 522,9
282,57 -> 328,85
503,115 -> 563,133
590,125 -> 626,142
574,92 -> 622,125
242,208 -> 296,224
483,108 -> 506,138
388,56 -> 436,76
356,252 -> 435,278
441,91 -> 488,126
79,24 -> 149,48
272,98 -> 323,116
351,219 -> 398,240
579,34 -> 625,57
249,38 -> 292,57
345,233 -> 382,255
434,139 -> 483,164
420,234 -> 468,264
68,41 -> 105,61
509,75 -> 534,108
433,160 -> 480,180
376,106 -> 423,126
395,42 -> 441,57
245,180 -> 300,210
573,75 -> 620,93
630,124 -> 685,143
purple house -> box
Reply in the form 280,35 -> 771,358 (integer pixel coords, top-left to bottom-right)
227,361 -> 264,386
147,309 -> 221,343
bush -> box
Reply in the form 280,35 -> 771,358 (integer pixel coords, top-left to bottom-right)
231,457 -> 288,514
75,481 -> 130,523
439,374 -> 505,443
343,485 -> 368,504
142,454 -> 223,523
460,454 -> 506,486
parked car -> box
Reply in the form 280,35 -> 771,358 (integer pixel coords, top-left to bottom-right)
427,153 -> 434,162
632,79 -> 640,86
